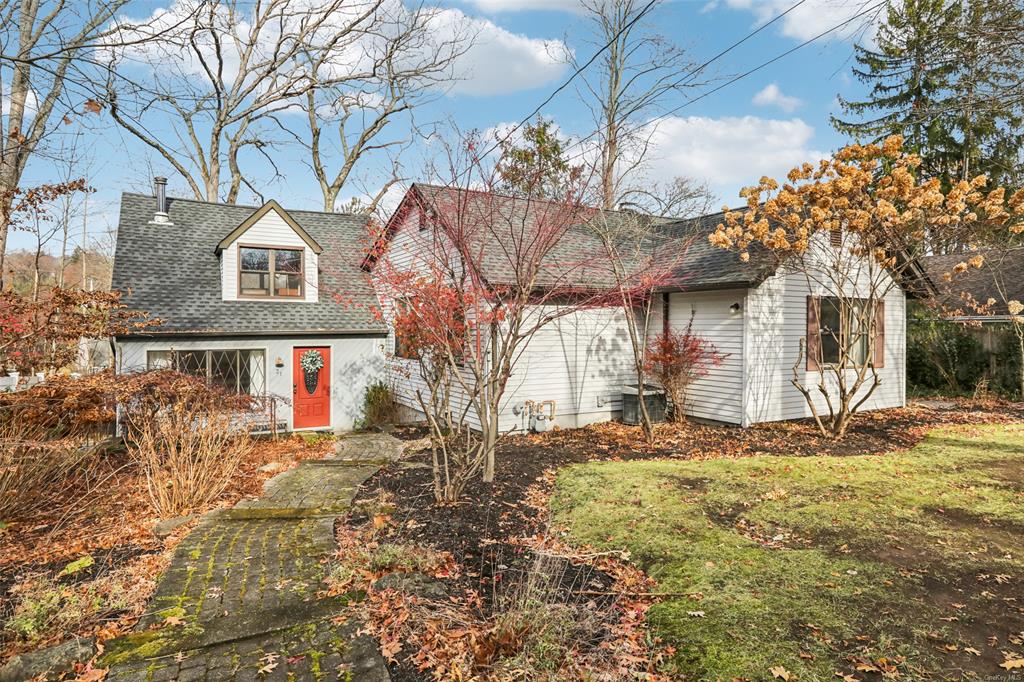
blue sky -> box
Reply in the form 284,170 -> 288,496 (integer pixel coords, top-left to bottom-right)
11,0 -> 880,254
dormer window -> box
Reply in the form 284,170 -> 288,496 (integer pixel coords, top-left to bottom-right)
239,245 -> 304,298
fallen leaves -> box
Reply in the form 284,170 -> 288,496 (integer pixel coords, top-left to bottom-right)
770,665 -> 793,680
1000,658 -> 1024,670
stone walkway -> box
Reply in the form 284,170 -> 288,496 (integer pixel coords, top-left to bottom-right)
103,433 -> 403,682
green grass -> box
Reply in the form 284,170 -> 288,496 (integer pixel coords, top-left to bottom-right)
550,424 -> 1024,681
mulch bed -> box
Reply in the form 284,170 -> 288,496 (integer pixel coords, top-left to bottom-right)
0,434 -> 335,664
356,399 -> 1024,680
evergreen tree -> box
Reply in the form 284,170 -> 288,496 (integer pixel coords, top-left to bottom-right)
495,119 -> 581,199
948,0 -> 1024,187
831,0 -> 960,179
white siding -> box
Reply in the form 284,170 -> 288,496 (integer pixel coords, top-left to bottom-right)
743,267 -> 906,426
648,290 -> 746,425
117,335 -> 385,431
501,306 -> 636,430
220,207 -> 319,302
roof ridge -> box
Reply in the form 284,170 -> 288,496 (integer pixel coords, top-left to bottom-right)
120,191 -> 368,219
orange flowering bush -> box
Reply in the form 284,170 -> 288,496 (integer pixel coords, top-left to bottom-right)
709,136 -> 1024,437
710,135 -> 1023,266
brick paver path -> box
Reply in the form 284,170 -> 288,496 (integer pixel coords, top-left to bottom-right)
103,433 -> 403,682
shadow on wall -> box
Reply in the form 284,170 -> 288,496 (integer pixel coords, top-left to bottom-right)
506,308 -> 632,432
335,350 -> 386,429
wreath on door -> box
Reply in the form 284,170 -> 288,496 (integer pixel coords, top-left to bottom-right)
299,350 -> 324,395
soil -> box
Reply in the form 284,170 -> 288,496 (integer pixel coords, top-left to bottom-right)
352,398 -> 1024,681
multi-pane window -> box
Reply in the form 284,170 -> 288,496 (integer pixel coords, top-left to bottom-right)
147,349 -> 267,395
816,297 -> 870,366
239,246 -> 303,298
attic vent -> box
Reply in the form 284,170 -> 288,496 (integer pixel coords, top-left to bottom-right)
150,176 -> 173,225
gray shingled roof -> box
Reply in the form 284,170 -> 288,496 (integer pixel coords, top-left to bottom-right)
922,248 -> 1024,317
113,193 -> 387,336
408,183 -> 774,292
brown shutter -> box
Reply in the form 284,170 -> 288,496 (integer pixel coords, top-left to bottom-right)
806,296 -> 820,371
873,300 -> 885,368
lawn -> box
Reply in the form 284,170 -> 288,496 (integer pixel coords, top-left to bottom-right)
550,424 -> 1024,680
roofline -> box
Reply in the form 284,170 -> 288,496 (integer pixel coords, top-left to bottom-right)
215,199 -> 323,254
117,329 -> 388,340
361,184 -> 429,271
121,191 -> 368,219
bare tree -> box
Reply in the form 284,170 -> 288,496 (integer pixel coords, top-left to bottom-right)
297,2 -> 470,212
104,0 -> 385,203
573,0 -> 707,211
0,0 -> 143,283
587,210 -> 689,442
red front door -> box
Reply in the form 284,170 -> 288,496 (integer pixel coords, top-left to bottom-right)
293,346 -> 331,429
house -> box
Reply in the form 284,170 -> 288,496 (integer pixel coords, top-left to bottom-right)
920,248 -> 1023,380
111,178 -> 388,432
368,183 -> 909,430
922,248 -> 1024,323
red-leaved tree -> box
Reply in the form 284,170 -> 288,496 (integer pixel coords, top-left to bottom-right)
645,313 -> 725,423
370,130 -> 672,493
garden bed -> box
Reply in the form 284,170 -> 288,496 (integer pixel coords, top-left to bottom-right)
0,434 -> 336,667
347,399 -> 1024,679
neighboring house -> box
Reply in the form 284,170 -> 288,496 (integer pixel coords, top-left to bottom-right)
920,248 -> 1024,374
368,184 -> 910,430
922,248 -> 1024,323
111,178 -> 388,432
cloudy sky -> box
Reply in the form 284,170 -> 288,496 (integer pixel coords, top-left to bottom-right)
11,0 -> 880,252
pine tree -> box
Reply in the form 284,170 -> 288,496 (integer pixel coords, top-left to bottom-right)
831,0 -> 960,179
947,0 -> 1024,187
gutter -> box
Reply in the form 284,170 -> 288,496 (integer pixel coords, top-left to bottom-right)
116,328 -> 389,340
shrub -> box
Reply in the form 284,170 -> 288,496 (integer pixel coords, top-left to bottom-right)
357,381 -> 397,430
645,313 -> 725,422
0,420 -> 92,522
118,371 -> 257,516
0,371 -> 118,440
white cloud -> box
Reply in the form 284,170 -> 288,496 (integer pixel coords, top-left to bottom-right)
641,115 -> 827,204
720,0 -> 879,42
752,83 -> 802,112
447,12 -> 570,95
461,0 -> 584,12
109,1 -> 569,99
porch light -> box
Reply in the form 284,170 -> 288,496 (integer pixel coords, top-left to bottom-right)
275,356 -> 285,368
730,302 -> 742,314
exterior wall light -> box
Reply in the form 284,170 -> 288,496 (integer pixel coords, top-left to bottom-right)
730,302 -> 742,314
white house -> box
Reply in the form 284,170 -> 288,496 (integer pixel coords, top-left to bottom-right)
111,178 -> 388,432
368,183 -> 910,431
112,180 -> 911,435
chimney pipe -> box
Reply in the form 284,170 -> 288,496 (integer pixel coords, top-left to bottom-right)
151,176 -> 171,224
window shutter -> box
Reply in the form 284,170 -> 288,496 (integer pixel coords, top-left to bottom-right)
873,300 -> 885,368
806,296 -> 820,371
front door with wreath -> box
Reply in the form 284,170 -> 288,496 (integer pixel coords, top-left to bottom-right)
292,346 -> 331,429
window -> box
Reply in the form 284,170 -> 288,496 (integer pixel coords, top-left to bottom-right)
807,296 -> 880,369
239,246 -> 303,298
147,349 -> 267,395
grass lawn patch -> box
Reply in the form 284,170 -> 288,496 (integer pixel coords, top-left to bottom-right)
551,424 -> 1024,680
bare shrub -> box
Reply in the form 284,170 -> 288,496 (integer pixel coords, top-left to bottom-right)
484,553 -> 608,679
118,372 -> 257,517
0,420 -> 89,521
